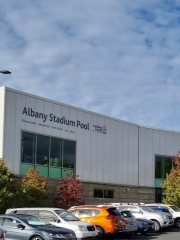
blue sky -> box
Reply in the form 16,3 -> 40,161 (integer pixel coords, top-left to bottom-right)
1,0 -> 180,131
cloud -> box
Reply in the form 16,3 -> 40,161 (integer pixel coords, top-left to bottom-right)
1,0 -> 180,131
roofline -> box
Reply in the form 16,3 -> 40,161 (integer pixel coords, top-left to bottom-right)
1,86 -> 180,134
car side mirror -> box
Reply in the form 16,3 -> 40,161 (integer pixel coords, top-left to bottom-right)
17,224 -> 25,229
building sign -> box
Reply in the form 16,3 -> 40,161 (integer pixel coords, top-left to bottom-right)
92,125 -> 107,134
22,107 -> 89,130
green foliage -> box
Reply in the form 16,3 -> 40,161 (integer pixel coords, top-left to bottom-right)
18,168 -> 47,207
0,159 -> 15,214
161,151 -> 180,207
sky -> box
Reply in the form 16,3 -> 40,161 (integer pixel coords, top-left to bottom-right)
1,0 -> 180,131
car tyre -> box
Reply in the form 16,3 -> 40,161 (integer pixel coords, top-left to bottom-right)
175,218 -> 180,228
31,236 -> 44,240
152,220 -> 161,232
96,226 -> 104,240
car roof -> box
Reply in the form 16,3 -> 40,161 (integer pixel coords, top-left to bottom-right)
69,205 -> 116,210
7,207 -> 64,210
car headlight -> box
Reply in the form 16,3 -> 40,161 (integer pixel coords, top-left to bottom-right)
161,215 -> 167,219
78,225 -> 87,231
46,232 -> 76,238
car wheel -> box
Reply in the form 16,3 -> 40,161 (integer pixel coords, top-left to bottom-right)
31,236 -> 44,240
96,226 -> 104,240
152,220 -> 161,232
175,218 -> 180,228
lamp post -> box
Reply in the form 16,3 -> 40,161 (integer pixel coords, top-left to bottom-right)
0,70 -> 11,74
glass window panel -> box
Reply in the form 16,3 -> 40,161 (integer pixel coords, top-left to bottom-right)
63,141 -> 75,168
21,132 -> 36,164
49,167 -> 62,178
94,189 -> 103,198
50,138 -> 62,167
20,164 -> 34,175
164,158 -> 173,178
62,169 -> 74,178
155,156 -> 163,178
155,188 -> 164,203
155,178 -> 164,188
36,135 -> 50,165
35,166 -> 48,177
104,190 -> 114,199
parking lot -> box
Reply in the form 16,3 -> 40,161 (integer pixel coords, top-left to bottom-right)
116,227 -> 180,240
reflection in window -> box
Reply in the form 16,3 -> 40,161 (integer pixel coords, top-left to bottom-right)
36,135 -> 50,165
21,132 -> 75,178
94,189 -> 113,198
63,141 -> 75,168
155,156 -> 163,178
21,132 -> 35,164
164,158 -> 173,178
50,138 -> 62,167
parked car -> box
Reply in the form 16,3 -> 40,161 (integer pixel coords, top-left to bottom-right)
145,204 -> 180,228
109,203 -> 174,232
0,214 -> 76,240
5,207 -> 98,240
0,228 -> 5,240
136,218 -> 155,235
117,210 -> 138,235
67,205 -> 126,239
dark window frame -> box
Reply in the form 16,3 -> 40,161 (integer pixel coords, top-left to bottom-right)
94,189 -> 114,199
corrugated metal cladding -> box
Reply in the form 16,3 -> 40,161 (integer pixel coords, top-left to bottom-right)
1,87 -> 180,188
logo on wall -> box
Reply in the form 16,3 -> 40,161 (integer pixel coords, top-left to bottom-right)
92,125 -> 107,134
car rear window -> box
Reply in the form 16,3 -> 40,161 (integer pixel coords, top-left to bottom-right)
121,211 -> 133,218
107,208 -> 121,216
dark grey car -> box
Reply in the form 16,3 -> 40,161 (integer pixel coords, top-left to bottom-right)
0,214 -> 77,240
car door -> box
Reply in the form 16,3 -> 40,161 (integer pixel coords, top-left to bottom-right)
1,217 -> 27,240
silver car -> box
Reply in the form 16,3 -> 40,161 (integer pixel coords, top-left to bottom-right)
0,214 -> 77,240
118,210 -> 138,235
0,228 -> 5,240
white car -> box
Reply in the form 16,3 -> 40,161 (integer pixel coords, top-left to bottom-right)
119,210 -> 138,235
0,228 -> 5,240
5,207 -> 98,239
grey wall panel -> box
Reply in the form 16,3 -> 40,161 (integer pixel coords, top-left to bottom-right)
96,116 -> 105,183
14,93 -> 26,174
43,101 -> 53,136
4,91 -> 16,172
128,124 -> 134,185
109,119 -> 117,184
24,96 -> 36,132
116,121 -> 123,184
133,126 -> 139,185
139,127 -> 146,186
69,108 -> 77,141
165,131 -> 172,156
60,105 -> 70,139
82,112 -> 91,181
51,103 -> 62,138
145,129 -> 153,186
76,110 -> 84,179
171,133 -> 178,156
0,88 -> 5,158
122,123 -> 129,185
159,131 -> 166,155
90,114 -> 98,181
34,99 -> 45,134
103,118 -> 111,183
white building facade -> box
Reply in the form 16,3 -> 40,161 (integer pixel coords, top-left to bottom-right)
0,86 -> 179,204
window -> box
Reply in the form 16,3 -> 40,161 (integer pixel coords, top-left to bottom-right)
39,210 -> 58,222
155,155 -> 173,202
94,189 -> 114,198
4,218 -> 21,227
21,132 -> 35,164
78,209 -> 93,218
20,132 -> 76,179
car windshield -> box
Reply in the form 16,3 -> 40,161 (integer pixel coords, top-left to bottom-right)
54,210 -> 79,221
139,206 -> 154,212
170,206 -> 180,212
17,215 -> 49,227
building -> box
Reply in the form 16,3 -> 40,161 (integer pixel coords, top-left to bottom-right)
0,86 -> 178,205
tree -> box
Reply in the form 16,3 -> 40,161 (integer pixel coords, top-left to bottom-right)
161,151 -> 180,206
0,158 -> 16,213
18,168 -> 47,207
54,172 -> 85,209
